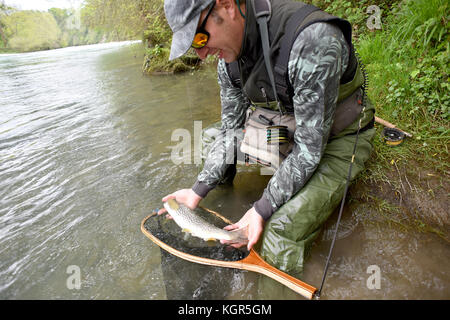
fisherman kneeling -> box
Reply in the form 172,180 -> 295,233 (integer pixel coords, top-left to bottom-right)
158,0 -> 375,290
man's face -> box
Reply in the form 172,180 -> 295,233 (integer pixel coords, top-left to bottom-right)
193,1 -> 245,63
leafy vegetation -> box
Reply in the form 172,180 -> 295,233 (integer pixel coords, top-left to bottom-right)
81,0 -> 198,74
1,10 -> 60,52
357,0 -> 448,120
355,0 -> 448,179
0,4 -> 108,52
309,0 -> 449,238
0,2 -> 139,53
0,3 -> 10,47
81,0 -> 151,40
304,0 -> 448,163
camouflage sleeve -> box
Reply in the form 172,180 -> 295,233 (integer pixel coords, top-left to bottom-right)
254,22 -> 350,220
192,59 -> 248,197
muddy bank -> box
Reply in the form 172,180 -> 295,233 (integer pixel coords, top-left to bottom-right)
350,159 -> 449,242
141,46 -> 203,75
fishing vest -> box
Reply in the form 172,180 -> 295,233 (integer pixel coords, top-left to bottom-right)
227,0 -> 367,137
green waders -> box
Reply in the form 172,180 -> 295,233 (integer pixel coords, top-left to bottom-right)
200,100 -> 375,299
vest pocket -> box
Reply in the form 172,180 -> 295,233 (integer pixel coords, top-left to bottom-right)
240,107 -> 296,169
331,88 -> 363,136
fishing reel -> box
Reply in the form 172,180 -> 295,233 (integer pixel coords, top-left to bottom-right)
382,127 -> 405,146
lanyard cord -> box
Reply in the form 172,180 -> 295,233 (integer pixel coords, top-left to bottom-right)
253,0 -> 286,119
315,51 -> 368,299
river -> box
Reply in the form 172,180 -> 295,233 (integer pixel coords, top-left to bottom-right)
0,42 -> 448,299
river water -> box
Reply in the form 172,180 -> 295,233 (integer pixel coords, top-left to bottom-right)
0,42 -> 448,300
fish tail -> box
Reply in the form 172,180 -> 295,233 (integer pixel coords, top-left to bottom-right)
228,226 -> 248,242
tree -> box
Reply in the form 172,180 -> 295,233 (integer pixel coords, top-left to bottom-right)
0,2 -> 14,47
81,0 -> 163,41
48,7 -> 70,29
4,11 -> 60,51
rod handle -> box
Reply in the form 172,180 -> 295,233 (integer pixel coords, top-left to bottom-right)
375,116 -> 412,138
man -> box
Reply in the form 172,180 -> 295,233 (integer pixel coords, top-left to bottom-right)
160,0 -> 375,278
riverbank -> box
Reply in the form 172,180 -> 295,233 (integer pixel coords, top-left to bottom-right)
141,45 -> 205,75
351,146 -> 449,242
0,48 -> 17,53
349,0 -> 449,241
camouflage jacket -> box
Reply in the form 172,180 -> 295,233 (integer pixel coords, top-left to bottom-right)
192,22 -> 350,220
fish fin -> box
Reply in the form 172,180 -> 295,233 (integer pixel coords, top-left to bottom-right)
166,198 -> 179,210
204,238 -> 217,242
182,228 -> 191,233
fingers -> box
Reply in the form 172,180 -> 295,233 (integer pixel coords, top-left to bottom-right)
220,223 -> 249,249
161,190 -> 200,209
230,242 -> 247,249
220,239 -> 247,249
246,209 -> 264,251
247,231 -> 261,251
158,193 -> 176,215
223,223 -> 239,231
156,208 -> 172,219
156,207 -> 172,219
162,194 -> 176,202
248,224 -> 264,251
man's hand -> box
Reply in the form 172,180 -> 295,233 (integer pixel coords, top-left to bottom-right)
221,207 -> 265,251
157,189 -> 202,216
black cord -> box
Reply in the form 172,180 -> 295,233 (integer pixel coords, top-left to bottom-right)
315,51 -> 368,299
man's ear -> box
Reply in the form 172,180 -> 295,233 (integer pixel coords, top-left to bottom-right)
217,0 -> 238,20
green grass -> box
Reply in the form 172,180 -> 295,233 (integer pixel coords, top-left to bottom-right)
343,0 -> 449,175
307,0 -> 450,240
393,0 -> 449,51
299,0 -> 450,195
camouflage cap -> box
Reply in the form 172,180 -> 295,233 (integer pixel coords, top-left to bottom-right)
164,0 -> 215,61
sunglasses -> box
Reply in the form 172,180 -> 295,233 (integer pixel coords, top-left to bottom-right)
191,2 -> 216,49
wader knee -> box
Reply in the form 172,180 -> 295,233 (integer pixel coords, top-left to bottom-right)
257,127 -> 375,298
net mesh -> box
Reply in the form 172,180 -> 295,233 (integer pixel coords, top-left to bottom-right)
142,207 -> 251,299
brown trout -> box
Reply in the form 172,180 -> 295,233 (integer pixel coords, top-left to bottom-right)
163,199 -> 247,242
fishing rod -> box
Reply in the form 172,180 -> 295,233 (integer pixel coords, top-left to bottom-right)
315,52 -> 368,299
